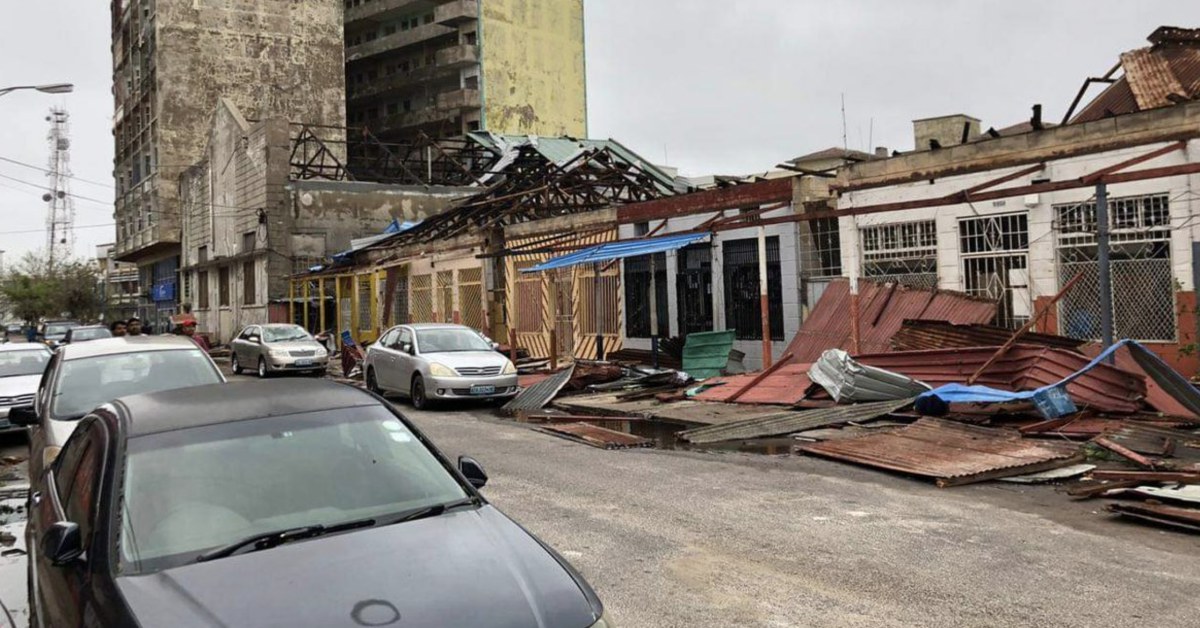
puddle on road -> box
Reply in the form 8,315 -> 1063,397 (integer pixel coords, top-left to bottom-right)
627,420 -> 796,455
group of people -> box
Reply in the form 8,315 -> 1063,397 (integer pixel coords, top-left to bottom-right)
109,315 -> 210,352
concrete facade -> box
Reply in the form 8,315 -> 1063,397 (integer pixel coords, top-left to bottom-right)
179,100 -> 474,343
345,0 -> 586,140
111,0 -> 347,330
835,103 -> 1200,374
94,243 -> 140,324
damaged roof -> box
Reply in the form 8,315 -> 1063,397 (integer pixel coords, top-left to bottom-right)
1072,26 -> 1200,123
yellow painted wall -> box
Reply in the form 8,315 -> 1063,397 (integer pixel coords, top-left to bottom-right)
481,0 -> 587,137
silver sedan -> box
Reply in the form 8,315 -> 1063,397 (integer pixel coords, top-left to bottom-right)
230,324 -> 329,377
364,323 -> 518,409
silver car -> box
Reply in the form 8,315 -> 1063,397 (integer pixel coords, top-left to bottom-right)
365,323 -> 518,409
0,344 -> 52,433
230,323 -> 329,378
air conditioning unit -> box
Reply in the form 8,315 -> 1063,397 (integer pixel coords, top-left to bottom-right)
1023,194 -> 1040,207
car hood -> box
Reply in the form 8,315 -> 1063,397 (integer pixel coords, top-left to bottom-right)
263,340 -> 324,352
116,505 -> 601,628
0,374 -> 39,399
424,351 -> 508,369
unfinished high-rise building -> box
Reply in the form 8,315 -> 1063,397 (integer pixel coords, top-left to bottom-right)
344,0 -> 587,141
110,0 -> 347,329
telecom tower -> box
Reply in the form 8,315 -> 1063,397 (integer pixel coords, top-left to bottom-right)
44,108 -> 75,267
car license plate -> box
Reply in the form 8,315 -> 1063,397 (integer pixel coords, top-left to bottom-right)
470,385 -> 495,395
295,359 -> 313,367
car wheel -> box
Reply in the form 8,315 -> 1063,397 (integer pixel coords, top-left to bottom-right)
411,375 -> 430,410
366,368 -> 381,393
231,353 -> 242,375
257,358 -> 269,378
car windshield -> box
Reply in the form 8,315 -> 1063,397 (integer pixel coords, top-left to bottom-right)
69,328 -> 112,342
118,405 -> 469,574
45,323 -> 78,337
51,349 -> 222,420
0,349 -> 50,377
262,326 -> 311,343
416,329 -> 492,353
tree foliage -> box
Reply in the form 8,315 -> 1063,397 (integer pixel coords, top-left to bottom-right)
0,250 -> 102,323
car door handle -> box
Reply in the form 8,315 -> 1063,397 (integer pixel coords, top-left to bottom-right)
30,492 -> 41,506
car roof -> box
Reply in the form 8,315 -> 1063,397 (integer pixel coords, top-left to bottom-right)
0,344 -> 50,354
114,380 -> 379,437
56,336 -> 201,360
257,323 -> 304,329
70,325 -> 108,331
404,323 -> 475,331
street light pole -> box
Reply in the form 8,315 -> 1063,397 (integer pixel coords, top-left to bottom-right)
0,84 -> 74,98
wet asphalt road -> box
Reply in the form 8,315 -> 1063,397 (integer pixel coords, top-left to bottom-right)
6,364 -> 1200,626
398,403 -> 1200,628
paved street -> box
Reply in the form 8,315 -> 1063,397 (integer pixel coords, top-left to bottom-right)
396,402 -> 1200,628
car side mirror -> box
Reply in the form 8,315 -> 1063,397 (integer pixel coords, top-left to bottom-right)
43,521 -> 83,566
458,456 -> 488,489
8,405 -> 37,427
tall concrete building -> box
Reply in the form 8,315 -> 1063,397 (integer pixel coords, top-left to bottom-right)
110,0 -> 347,330
344,0 -> 587,141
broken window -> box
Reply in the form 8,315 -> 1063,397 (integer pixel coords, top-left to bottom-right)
1055,193 -> 1175,341
722,237 -> 784,341
861,220 -> 938,289
677,243 -> 713,336
624,253 -> 668,338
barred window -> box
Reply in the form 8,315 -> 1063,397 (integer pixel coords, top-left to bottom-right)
457,268 -> 484,331
410,274 -> 433,323
805,217 -> 842,278
392,276 -> 409,325
513,261 -> 544,333
722,237 -> 784,341
357,275 -> 373,330
959,213 -> 1029,329
861,220 -> 938,289
1054,194 -> 1175,342
624,253 -> 668,338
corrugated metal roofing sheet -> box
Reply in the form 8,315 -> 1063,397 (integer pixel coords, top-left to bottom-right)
890,320 -> 1084,352
694,363 -> 814,404
467,132 -> 678,191
1073,31 -> 1200,123
1107,502 -> 1200,533
797,417 -> 1080,486
855,345 -> 1147,414
782,280 -> 998,364
522,233 -> 710,272
539,422 -> 654,449
682,330 -> 736,380
678,399 -> 912,445
502,365 -> 575,416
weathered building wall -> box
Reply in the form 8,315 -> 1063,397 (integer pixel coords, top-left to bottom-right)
481,0 -> 587,137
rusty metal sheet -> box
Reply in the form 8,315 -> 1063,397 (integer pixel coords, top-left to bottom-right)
890,320 -> 1084,352
783,280 -> 997,364
538,422 -> 654,450
856,346 -> 1146,414
796,417 -> 1081,487
1107,502 -> 1200,534
678,398 -> 912,445
1073,31 -> 1200,123
502,365 -> 575,416
693,363 -> 813,405
1101,423 -> 1200,462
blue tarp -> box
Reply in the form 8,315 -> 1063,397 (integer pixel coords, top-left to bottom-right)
916,340 -> 1141,419
332,218 -> 418,263
522,232 -> 710,273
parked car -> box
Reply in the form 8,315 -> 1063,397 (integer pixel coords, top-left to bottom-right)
364,323 -> 518,409
37,320 -> 80,350
61,325 -> 113,345
5,323 -> 22,335
25,379 -> 612,628
8,336 -> 226,478
0,344 -> 51,434
230,323 -> 329,378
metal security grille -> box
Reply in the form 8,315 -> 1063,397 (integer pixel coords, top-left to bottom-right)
808,217 -> 843,278
514,261 -> 544,333
554,268 -> 575,358
677,243 -> 713,336
579,267 -> 620,335
392,275 -> 409,325
458,267 -> 485,331
862,220 -> 938,289
1055,194 -> 1175,341
437,270 -> 454,323
623,253 -> 668,338
357,275 -> 373,331
410,274 -> 433,323
959,213 -> 1029,328
722,237 -> 785,341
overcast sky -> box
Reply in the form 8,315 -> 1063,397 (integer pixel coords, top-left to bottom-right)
1,1 -> 1197,263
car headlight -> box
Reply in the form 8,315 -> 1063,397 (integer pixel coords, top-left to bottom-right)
429,363 -> 457,377
501,360 -> 517,375
589,613 -> 615,628
269,347 -> 290,358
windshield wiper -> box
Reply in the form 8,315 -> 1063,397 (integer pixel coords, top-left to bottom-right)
382,496 -> 481,527
196,517 -> 376,563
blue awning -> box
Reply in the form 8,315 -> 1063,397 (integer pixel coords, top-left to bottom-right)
522,232 -> 710,273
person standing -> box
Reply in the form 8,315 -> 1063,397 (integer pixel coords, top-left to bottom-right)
180,319 -> 210,352
127,317 -> 143,336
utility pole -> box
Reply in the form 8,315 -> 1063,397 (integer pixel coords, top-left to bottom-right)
44,108 -> 75,270
1095,182 -> 1114,354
